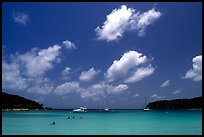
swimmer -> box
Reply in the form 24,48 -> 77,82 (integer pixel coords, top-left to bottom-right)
51,121 -> 56,125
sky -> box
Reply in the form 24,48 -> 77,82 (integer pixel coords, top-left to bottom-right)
2,2 -> 202,109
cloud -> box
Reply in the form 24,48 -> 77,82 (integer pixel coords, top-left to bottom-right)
54,81 -> 128,100
2,44 -> 63,95
79,68 -> 100,81
2,60 -> 28,91
124,65 -> 155,83
95,5 -> 161,41
3,57 -> 54,95
61,67 -> 71,75
80,83 -> 128,100
172,88 -> 183,95
17,45 -> 61,77
27,82 -> 54,95
24,77 -> 54,95
161,80 -> 171,87
12,11 -> 29,26
133,93 -> 140,97
134,8 -> 162,36
2,39 -> 78,95
95,5 -> 134,41
80,83 -> 106,100
106,50 -> 154,83
106,84 -> 128,95
183,55 -> 202,81
151,94 -> 165,99
53,82 -> 82,95
62,40 -> 76,50
106,50 -> 147,81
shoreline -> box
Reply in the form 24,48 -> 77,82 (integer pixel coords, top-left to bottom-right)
2,109 -> 52,112
2,108 -> 202,112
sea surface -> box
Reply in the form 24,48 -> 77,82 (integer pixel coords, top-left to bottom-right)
2,109 -> 202,135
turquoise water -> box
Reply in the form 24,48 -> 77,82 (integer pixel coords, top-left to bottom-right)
2,110 -> 202,135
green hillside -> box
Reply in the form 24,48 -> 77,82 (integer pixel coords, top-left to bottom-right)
2,92 -> 44,109
146,96 -> 202,109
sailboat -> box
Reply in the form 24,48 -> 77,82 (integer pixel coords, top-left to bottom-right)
103,99 -> 109,112
143,96 -> 150,111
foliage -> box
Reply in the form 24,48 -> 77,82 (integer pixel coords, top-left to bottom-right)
146,96 -> 202,109
2,92 -> 44,109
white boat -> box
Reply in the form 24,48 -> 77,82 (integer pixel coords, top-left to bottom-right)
143,107 -> 150,111
103,99 -> 109,112
104,107 -> 109,112
73,107 -> 87,113
143,96 -> 150,111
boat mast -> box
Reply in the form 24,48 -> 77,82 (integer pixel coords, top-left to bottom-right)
104,99 -> 105,108
144,96 -> 147,108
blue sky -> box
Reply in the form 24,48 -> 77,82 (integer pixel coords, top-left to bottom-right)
2,2 -> 202,109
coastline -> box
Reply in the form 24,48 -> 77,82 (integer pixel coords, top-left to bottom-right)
2,108 -> 202,112
2,108 -> 52,112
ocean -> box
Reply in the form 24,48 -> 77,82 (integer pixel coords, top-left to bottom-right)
2,109 -> 202,135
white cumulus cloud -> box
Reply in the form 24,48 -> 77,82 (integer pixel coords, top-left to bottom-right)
135,8 -> 162,36
95,5 -> 161,41
161,80 -> 171,87
106,50 -> 154,83
53,81 -> 128,100
3,56 -> 55,95
2,60 -> 28,91
183,55 -> 202,81
27,83 -> 54,95
17,45 -> 61,77
80,83 -> 128,100
12,11 -> 29,26
2,44 -> 64,95
62,40 -> 76,50
95,5 -> 134,41
79,68 -> 100,81
106,84 -> 128,95
80,83 -> 106,100
124,65 -> 155,83
53,82 -> 82,95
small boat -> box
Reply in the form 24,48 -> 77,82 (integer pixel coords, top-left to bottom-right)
143,107 -> 150,111
104,107 -> 109,112
73,107 -> 87,113
103,99 -> 109,112
143,96 -> 150,111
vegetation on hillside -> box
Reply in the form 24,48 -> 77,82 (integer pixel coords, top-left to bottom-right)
2,92 -> 44,109
146,96 -> 202,109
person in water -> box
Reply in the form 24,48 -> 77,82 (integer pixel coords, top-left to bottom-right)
52,121 -> 56,125
67,116 -> 70,119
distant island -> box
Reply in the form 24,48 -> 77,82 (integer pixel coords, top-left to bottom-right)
2,92 -> 53,111
146,96 -> 202,110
